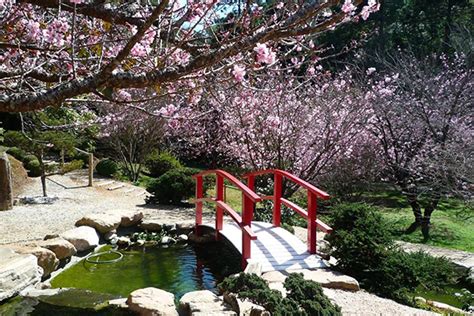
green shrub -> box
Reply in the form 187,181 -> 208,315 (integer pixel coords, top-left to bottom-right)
146,167 -> 199,205
145,150 -> 182,177
23,154 -> 38,164
61,160 -> 84,173
72,151 -> 90,166
219,273 -> 341,316
3,131 -> 28,148
326,203 -> 459,305
96,159 -> 118,177
6,147 -> 27,162
367,250 -> 458,304
326,203 -> 394,278
25,159 -> 42,177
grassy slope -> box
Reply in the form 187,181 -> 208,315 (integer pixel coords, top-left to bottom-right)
364,189 -> 474,253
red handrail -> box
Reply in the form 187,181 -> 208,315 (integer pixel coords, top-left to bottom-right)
193,169 -> 260,268
244,169 -> 332,254
194,169 -> 261,202
244,169 -> 330,199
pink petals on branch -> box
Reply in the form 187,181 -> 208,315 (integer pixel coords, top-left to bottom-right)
341,0 -> 356,14
232,64 -> 246,82
254,43 -> 276,65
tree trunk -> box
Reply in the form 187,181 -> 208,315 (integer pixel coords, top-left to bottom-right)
38,151 -> 47,197
402,184 -> 423,233
0,152 -> 13,211
421,194 -> 441,239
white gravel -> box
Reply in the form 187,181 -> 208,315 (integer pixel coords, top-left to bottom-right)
323,288 -> 438,316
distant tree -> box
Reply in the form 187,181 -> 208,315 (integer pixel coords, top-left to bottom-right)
364,51 -> 473,238
98,101 -> 165,182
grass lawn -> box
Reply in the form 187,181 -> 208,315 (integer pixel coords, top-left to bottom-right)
363,189 -> 474,253
207,183 -> 243,212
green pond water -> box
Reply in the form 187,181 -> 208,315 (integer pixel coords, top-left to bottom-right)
0,242 -> 241,315
51,242 -> 241,298
413,284 -> 467,309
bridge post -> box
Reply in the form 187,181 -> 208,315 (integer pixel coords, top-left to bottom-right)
242,195 -> 254,268
195,176 -> 203,236
215,175 -> 224,240
307,191 -> 317,254
273,173 -> 282,227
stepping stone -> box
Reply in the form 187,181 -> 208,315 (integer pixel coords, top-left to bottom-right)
107,184 -> 125,191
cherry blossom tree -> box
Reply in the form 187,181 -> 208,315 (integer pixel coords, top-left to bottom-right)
0,0 -> 379,113
364,52 -> 473,238
168,70 -> 370,195
97,97 -> 166,182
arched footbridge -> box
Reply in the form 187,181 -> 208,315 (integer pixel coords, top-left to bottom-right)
193,169 -> 333,272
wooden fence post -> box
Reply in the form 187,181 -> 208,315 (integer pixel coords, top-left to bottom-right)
88,153 -> 94,187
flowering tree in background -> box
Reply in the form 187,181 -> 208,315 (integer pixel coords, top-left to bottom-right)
364,52 -> 473,238
0,0 -> 380,113
98,98 -> 166,182
168,70 -> 370,195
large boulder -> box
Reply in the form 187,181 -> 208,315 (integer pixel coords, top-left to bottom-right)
261,269 -> 360,292
0,248 -> 42,301
76,213 -> 121,234
296,269 -> 360,291
179,290 -> 236,316
9,246 -> 59,277
36,238 -> 77,260
0,152 -> 13,211
119,210 -> 144,227
61,226 -> 99,252
139,219 -> 163,232
126,287 -> 178,316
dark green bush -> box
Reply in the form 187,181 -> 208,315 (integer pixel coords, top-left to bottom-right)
219,273 -> 341,316
367,250 -> 458,304
326,203 -> 459,305
6,147 -> 27,162
25,159 -> 42,177
96,159 -> 118,177
326,203 -> 393,277
145,151 -> 182,177
146,167 -> 200,205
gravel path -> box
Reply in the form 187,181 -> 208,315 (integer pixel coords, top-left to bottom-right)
323,288 -> 438,316
0,170 -> 208,245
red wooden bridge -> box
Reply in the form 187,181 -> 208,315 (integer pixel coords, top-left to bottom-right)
193,169 -> 333,272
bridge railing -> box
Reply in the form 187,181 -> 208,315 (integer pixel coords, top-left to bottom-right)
244,169 -> 332,254
193,169 -> 261,267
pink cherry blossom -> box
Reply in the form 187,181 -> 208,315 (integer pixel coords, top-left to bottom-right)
232,64 -> 246,82
341,0 -> 356,14
254,43 -> 276,65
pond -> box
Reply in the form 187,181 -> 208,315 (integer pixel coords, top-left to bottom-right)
0,242 -> 242,315
51,242 -> 242,299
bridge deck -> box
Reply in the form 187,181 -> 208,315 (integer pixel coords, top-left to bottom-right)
201,221 -> 328,272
